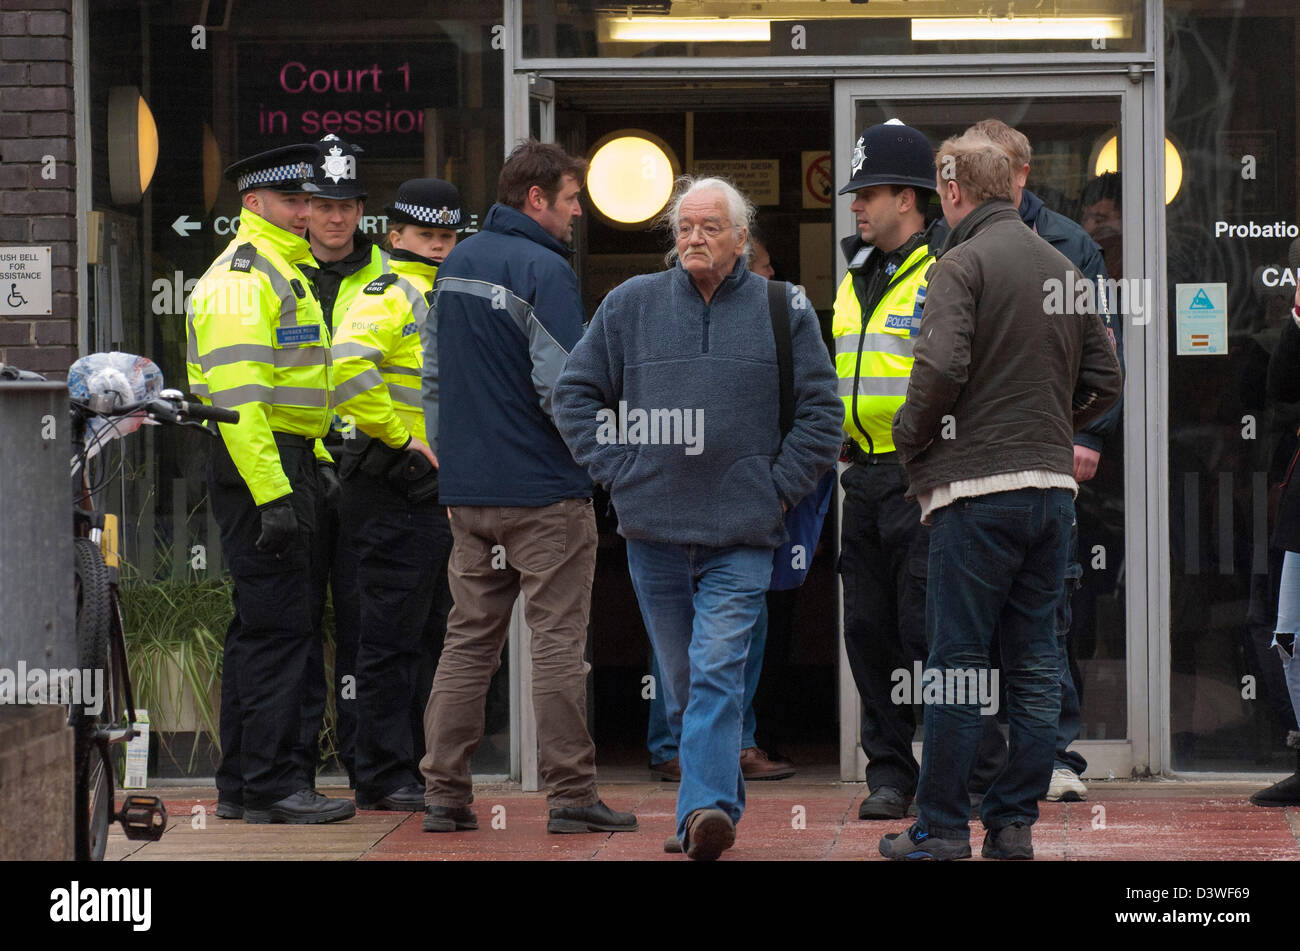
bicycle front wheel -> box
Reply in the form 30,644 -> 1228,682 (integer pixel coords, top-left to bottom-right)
73,536 -> 113,861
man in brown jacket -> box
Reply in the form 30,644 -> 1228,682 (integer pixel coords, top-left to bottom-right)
878,130 -> 1122,861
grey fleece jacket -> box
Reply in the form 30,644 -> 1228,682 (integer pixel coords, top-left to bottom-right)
554,258 -> 843,548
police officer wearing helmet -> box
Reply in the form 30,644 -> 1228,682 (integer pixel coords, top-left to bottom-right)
187,144 -> 355,823
330,178 -> 462,810
299,134 -> 389,790
832,121 -> 940,822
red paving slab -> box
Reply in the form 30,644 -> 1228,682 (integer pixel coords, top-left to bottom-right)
104,781 -> 1300,861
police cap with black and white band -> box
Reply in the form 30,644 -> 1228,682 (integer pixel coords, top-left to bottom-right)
224,143 -> 321,194
384,178 -> 464,231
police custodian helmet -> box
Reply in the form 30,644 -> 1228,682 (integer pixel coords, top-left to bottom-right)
839,119 -> 937,195
313,134 -> 367,201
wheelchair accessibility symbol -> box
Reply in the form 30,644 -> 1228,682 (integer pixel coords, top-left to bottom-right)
7,283 -> 28,308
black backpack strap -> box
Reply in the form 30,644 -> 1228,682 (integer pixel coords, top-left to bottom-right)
767,279 -> 794,439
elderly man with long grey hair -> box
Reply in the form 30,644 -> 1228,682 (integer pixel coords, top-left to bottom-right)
554,176 -> 843,860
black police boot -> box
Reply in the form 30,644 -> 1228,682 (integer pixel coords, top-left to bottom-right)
243,789 -> 356,824
356,783 -> 425,812
1250,731 -> 1300,807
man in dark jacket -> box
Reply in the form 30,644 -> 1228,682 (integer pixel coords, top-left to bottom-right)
931,119 -> 1125,805
417,139 -> 636,836
879,131 -> 1121,861
554,177 -> 842,860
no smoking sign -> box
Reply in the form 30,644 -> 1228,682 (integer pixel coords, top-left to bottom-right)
802,151 -> 832,209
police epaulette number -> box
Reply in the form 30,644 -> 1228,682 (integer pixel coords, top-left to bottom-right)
229,243 -> 257,273
363,274 -> 399,295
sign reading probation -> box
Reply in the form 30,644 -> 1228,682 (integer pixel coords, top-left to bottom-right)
0,246 -> 51,317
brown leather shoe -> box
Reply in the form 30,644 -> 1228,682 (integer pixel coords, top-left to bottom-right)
740,747 -> 796,781
684,808 -> 735,861
649,757 -> 681,782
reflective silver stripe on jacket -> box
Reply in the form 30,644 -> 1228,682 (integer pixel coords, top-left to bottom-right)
207,383 -> 329,408
331,341 -> 384,365
386,381 -> 422,406
834,332 -> 915,359
190,342 -> 326,373
247,250 -> 302,328
392,275 -> 431,333
331,368 -> 385,404
430,276 -> 568,422
837,376 -> 911,398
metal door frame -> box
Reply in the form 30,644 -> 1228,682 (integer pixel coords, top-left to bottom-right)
833,73 -> 1160,781
503,49 -> 1165,792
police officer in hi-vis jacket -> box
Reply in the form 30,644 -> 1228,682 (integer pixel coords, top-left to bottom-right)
186,144 -> 355,824
330,178 -> 461,811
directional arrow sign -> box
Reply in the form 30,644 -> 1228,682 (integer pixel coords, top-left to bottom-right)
172,215 -> 201,237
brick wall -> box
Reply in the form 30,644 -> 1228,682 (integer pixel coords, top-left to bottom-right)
0,0 -> 76,378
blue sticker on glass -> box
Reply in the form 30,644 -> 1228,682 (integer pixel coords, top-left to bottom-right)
276,325 -> 321,346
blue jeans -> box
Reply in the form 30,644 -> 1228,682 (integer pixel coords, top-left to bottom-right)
915,488 -> 1073,840
626,539 -> 772,843
1053,547 -> 1087,775
648,600 -> 768,761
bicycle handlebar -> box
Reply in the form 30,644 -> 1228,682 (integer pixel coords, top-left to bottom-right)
76,392 -> 240,428
175,400 -> 240,424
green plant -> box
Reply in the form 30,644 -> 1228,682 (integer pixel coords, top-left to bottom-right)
120,575 -> 231,772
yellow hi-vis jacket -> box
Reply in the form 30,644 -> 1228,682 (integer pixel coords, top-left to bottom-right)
831,241 -> 934,454
330,254 -> 436,448
332,245 -> 390,331
186,209 -> 333,506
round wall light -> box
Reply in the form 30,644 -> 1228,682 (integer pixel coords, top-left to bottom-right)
586,131 -> 679,227
1093,132 -> 1183,205
107,85 -> 159,205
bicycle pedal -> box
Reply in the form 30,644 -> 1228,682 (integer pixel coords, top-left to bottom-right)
118,795 -> 167,841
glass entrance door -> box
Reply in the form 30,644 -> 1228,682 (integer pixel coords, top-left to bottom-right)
834,75 -> 1150,781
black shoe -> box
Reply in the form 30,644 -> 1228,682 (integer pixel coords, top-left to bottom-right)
422,804 -> 478,832
214,800 -> 243,820
664,834 -> 683,854
858,785 -> 912,820
356,783 -> 425,812
547,799 -> 638,834
982,820 -> 1034,859
1251,732 -> 1300,806
1249,771 -> 1300,806
243,789 -> 355,825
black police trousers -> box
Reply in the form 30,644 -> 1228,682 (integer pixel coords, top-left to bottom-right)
838,459 -> 930,795
210,434 -> 321,809
339,463 -> 453,802
301,488 -> 362,786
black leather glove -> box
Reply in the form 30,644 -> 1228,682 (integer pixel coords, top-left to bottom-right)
318,461 -> 341,510
255,498 -> 297,556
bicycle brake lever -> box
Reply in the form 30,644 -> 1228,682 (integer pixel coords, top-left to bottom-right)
178,419 -> 218,437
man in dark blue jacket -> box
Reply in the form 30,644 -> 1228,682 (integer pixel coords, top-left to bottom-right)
417,139 -> 637,836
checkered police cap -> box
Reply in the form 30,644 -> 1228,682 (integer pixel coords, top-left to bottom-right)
385,178 -> 465,231
224,144 -> 321,194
